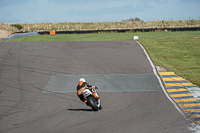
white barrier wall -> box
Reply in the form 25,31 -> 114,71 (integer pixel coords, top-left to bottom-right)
0,32 -> 38,41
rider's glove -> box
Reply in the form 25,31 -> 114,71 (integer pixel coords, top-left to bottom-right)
91,86 -> 98,89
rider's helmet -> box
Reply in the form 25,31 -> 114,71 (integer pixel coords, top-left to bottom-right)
79,78 -> 86,86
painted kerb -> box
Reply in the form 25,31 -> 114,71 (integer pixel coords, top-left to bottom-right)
0,32 -> 38,41
136,41 -> 200,132
159,71 -> 200,130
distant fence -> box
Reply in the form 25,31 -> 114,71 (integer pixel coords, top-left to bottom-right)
38,27 -> 200,35
0,32 -> 38,41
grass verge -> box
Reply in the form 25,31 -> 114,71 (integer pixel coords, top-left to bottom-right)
138,31 -> 200,87
11,31 -> 200,87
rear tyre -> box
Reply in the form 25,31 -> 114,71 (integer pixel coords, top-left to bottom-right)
87,96 -> 99,111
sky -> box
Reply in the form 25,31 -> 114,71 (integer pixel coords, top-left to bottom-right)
0,0 -> 200,24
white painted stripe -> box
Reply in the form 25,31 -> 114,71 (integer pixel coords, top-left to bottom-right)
135,41 -> 200,132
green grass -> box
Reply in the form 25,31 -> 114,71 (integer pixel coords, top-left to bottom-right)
12,31 -> 200,87
12,32 -> 135,41
138,31 -> 200,87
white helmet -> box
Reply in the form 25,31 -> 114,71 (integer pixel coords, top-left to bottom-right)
79,78 -> 86,82
79,78 -> 86,86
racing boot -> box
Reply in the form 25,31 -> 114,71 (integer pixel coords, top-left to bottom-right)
84,99 -> 89,106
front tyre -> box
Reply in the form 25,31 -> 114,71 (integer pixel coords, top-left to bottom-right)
99,105 -> 102,110
87,96 -> 99,111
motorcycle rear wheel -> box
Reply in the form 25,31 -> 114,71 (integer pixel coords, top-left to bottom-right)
87,96 -> 99,111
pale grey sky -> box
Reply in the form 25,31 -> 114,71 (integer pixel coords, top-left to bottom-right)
0,0 -> 199,23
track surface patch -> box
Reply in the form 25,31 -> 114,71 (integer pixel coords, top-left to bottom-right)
44,73 -> 162,93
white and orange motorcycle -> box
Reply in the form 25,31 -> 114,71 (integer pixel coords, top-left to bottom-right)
82,86 -> 102,111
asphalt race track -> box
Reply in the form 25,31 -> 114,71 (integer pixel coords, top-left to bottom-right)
0,41 -> 194,133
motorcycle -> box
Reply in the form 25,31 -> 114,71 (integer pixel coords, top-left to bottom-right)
82,87 -> 102,111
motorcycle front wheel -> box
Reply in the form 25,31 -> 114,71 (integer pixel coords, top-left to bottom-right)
87,96 -> 99,111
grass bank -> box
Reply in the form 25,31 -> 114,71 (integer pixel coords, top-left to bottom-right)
12,31 -> 200,87
1,19 -> 200,33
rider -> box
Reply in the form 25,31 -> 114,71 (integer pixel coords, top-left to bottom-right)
76,78 -> 99,105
